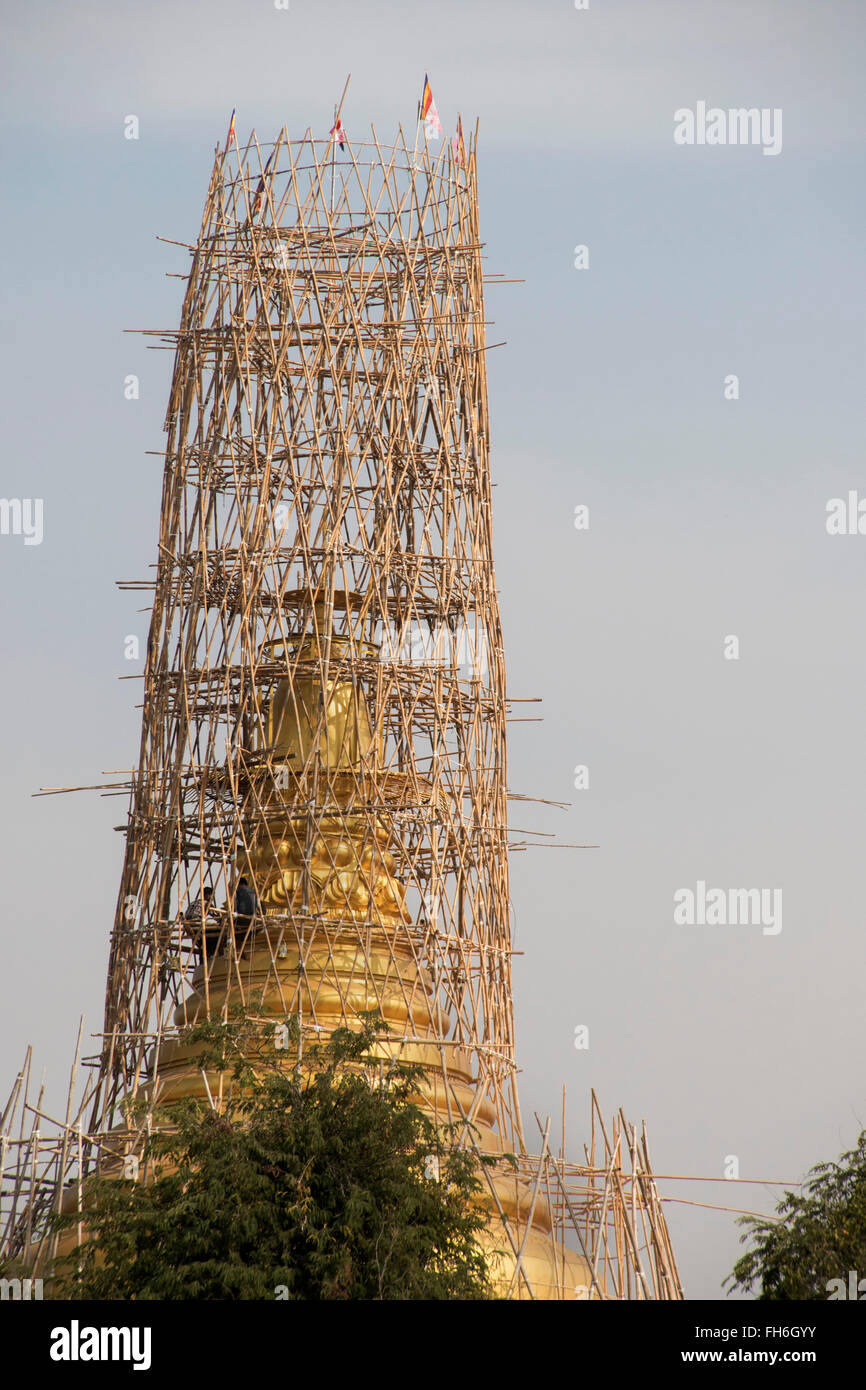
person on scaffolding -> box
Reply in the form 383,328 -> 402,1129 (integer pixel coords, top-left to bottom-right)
184,887 -> 219,964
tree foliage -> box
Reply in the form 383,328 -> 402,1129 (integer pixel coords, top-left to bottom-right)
51,1014 -> 495,1300
726,1130 -> 866,1299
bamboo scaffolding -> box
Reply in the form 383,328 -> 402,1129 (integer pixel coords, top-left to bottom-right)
1,124 -> 683,1299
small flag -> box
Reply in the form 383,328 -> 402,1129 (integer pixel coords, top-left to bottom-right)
225,108 -> 237,149
420,74 -> 442,141
453,115 -> 466,168
251,150 -> 276,220
330,117 -> 347,150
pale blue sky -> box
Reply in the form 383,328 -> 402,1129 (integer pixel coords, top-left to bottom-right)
2,0 -> 865,1299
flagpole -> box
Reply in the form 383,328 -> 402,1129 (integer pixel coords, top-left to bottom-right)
219,108 -> 237,202
329,72 -> 351,215
412,101 -> 421,171
220,112 -> 232,165
334,72 -> 352,124
330,100 -> 337,214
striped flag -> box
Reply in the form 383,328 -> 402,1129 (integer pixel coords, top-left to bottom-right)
453,115 -> 467,168
251,150 -> 276,220
330,117 -> 347,150
225,108 -> 237,149
420,74 -> 442,141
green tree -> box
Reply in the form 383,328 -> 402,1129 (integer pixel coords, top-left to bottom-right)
726,1131 -> 866,1299
51,1014 -> 495,1300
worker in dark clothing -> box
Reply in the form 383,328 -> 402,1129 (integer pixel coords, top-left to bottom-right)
185,887 -> 220,965
234,877 -> 258,928
184,887 -> 214,924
